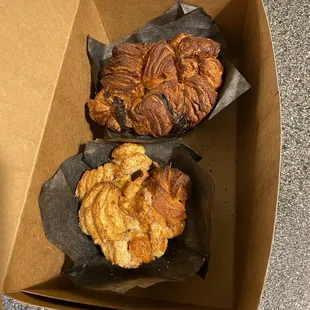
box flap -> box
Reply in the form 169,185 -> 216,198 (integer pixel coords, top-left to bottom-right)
0,0 -> 81,289
6,291 -> 110,310
235,0 -> 281,309
21,278 -> 224,310
2,0 -> 109,292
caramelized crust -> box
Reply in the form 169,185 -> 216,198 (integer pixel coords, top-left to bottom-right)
88,91 -> 121,132
87,33 -> 223,137
149,80 -> 185,118
177,36 -> 220,59
147,167 -> 190,237
130,95 -> 173,137
199,57 -> 224,90
102,42 -> 146,100
184,75 -> 218,128
76,143 -> 191,268
143,40 -> 177,89
168,33 -> 192,53
176,36 -> 221,82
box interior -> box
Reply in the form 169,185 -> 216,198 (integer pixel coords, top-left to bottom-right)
0,0 -> 81,288
2,0 -> 281,309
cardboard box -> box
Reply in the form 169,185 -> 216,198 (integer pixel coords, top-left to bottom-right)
0,0 -> 281,309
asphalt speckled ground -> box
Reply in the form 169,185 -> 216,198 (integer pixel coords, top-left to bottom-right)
2,0 -> 310,309
260,0 -> 310,309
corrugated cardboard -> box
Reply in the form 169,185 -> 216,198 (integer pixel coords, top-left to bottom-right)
0,0 -> 281,309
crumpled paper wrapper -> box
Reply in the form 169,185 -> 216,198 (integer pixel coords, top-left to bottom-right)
39,139 -> 214,293
87,1 -> 250,139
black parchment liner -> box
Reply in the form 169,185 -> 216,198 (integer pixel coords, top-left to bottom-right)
87,1 -> 250,139
39,139 -> 214,293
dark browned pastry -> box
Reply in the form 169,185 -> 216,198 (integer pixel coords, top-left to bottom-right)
199,57 -> 223,90
168,33 -> 192,53
87,33 -> 223,137
130,95 -> 173,137
143,40 -> 177,89
175,36 -> 221,82
76,143 -> 191,268
88,90 -> 121,132
149,80 -> 185,118
184,75 -> 218,128
102,43 -> 146,99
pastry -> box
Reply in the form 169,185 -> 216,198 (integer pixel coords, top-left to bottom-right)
76,143 -> 191,268
87,33 -> 223,137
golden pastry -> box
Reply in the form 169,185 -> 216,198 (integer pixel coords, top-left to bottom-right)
76,143 -> 191,268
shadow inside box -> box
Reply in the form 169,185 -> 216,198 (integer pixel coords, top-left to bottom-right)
78,143 -> 86,155
61,255 -> 74,275
84,103 -> 105,141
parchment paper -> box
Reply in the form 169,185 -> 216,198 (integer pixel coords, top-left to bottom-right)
39,139 -> 214,293
87,1 -> 250,139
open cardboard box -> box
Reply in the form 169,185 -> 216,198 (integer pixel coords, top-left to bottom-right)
1,0 -> 281,309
